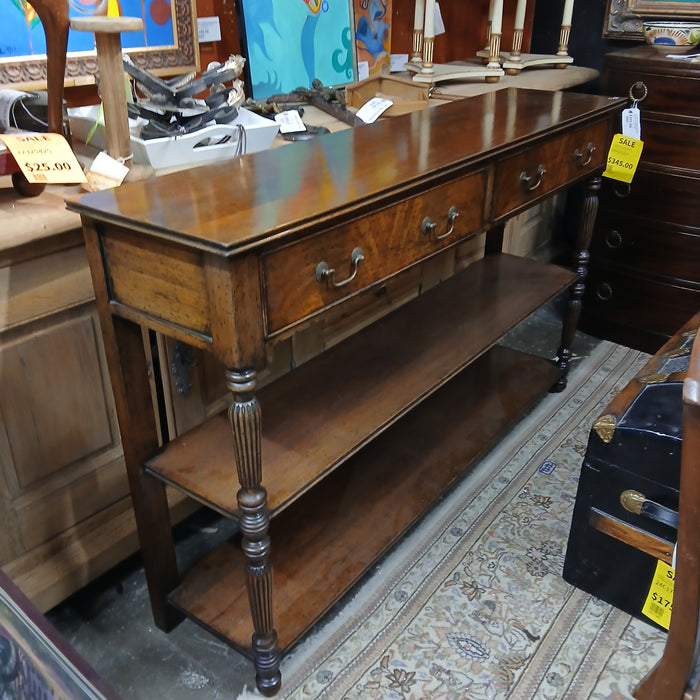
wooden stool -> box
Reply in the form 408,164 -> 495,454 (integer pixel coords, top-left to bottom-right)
69,15 -> 143,165
2,0 -> 69,196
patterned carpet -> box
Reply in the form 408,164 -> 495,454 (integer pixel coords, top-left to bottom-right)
239,341 -> 668,699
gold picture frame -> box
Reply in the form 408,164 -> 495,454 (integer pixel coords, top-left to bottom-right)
604,0 -> 700,39
0,0 -> 199,90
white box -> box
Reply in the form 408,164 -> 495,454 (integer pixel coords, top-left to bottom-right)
68,105 -> 279,170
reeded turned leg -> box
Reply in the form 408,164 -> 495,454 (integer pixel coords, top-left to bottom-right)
554,174 -> 601,392
226,367 -> 281,696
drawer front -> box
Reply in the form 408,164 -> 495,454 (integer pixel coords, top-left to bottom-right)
640,114 -> 700,170
591,213 -> 700,285
262,170 -> 486,333
600,169 -> 700,229
492,121 -> 608,220
583,264 -> 700,340
602,69 -> 700,117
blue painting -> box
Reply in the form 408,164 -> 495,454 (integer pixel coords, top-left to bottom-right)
1,0 -> 175,60
238,0 -> 356,100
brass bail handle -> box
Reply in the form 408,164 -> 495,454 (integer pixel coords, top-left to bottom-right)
629,81 -> 648,104
421,205 -> 460,240
315,247 -> 365,288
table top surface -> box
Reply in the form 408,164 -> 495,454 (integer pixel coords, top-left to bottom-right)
68,88 -> 622,255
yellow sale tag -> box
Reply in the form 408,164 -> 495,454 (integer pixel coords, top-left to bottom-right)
642,559 -> 675,629
0,132 -> 87,184
602,133 -> 644,184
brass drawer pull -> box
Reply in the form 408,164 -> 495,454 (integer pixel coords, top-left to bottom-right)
605,229 -> 623,249
520,164 -> 546,192
596,282 -> 613,301
614,182 -> 631,198
315,247 -> 365,288
573,143 -> 596,167
629,81 -> 648,104
421,205 -> 459,240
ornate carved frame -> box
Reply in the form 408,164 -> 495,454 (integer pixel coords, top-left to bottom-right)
604,0 -> 700,39
0,0 -> 199,89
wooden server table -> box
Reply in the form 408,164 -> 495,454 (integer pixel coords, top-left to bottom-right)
66,88 -> 623,695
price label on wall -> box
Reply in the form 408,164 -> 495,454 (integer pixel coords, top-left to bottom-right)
0,132 -> 87,184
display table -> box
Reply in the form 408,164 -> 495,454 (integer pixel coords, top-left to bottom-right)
67,87 -> 622,696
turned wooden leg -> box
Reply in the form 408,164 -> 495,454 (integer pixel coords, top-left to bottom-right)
29,0 -> 69,134
553,174 -> 601,392
226,367 -> 281,696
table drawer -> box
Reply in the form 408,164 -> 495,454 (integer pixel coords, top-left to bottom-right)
492,121 -> 608,220
262,170 -> 487,333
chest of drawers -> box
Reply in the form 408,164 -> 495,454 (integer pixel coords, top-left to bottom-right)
581,46 -> 700,353
68,88 -> 622,695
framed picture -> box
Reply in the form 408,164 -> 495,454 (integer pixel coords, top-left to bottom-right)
0,0 -> 199,89
237,0 -> 356,101
354,0 -> 392,78
0,570 -> 120,699
604,0 -> 700,39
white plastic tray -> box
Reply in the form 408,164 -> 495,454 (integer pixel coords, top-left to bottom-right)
68,106 -> 279,169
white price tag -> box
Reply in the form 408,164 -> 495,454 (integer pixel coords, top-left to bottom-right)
622,105 -> 641,140
274,110 -> 306,134
356,97 -> 393,124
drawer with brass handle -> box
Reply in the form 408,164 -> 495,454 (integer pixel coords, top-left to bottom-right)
491,121 -> 609,220
262,169 -> 487,334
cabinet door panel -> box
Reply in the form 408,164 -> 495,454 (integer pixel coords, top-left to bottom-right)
1,311 -> 115,489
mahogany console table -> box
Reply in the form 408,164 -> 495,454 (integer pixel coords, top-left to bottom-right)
67,88 -> 623,696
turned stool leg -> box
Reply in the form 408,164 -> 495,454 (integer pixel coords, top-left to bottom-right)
29,0 -> 69,134
69,16 -> 143,164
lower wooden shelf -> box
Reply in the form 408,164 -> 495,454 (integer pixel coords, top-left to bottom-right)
147,254 -> 575,518
169,345 -> 560,655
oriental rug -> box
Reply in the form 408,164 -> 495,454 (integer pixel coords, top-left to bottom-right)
240,340 -> 668,700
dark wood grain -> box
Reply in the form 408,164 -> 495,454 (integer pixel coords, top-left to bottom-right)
71,88 -> 623,695
582,47 -> 700,353
169,346 -> 560,654
147,254 -> 574,516
68,90 -> 621,253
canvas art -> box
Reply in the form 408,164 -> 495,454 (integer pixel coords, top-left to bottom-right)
2,0 -> 175,58
238,0 -> 356,100
0,0 -> 197,88
354,0 -> 392,76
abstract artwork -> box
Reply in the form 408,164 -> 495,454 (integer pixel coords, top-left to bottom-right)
4,1 -> 174,58
354,0 -> 391,76
0,0 -> 198,87
237,0 -> 356,100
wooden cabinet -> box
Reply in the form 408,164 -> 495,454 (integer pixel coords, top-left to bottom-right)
580,46 -> 700,353
69,88 -> 623,695
0,184 -> 194,612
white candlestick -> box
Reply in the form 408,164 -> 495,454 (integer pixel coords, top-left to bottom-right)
424,0 -> 435,38
562,0 -> 574,26
413,0 -> 425,33
514,0 -> 527,30
491,0 -> 503,35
